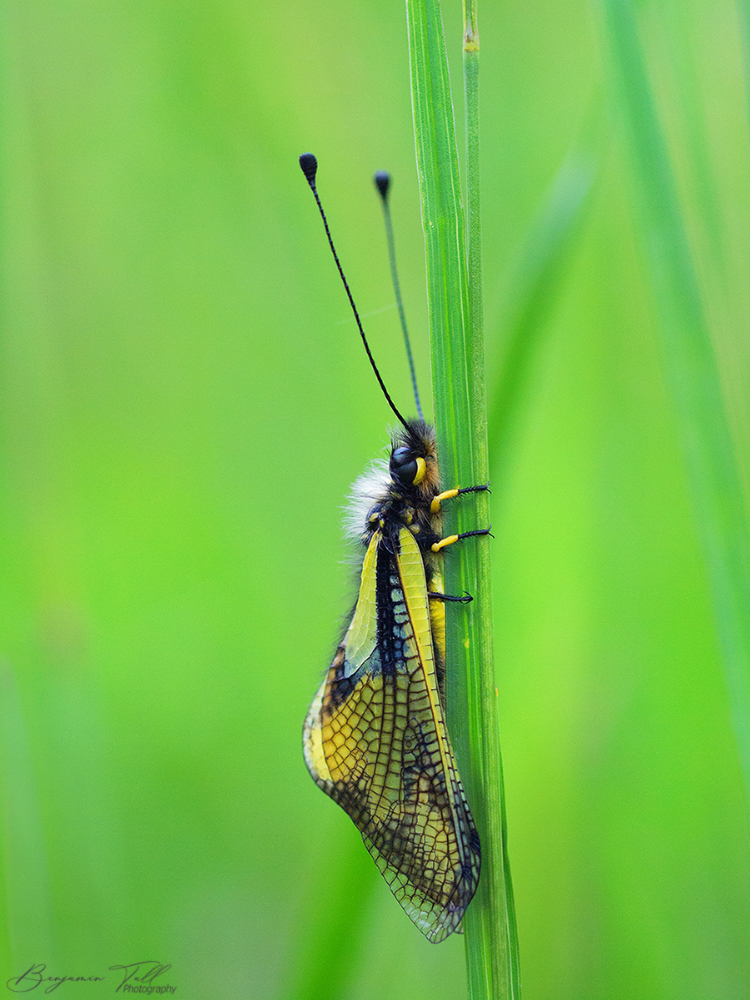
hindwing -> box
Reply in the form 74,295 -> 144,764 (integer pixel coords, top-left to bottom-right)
303,526 -> 480,943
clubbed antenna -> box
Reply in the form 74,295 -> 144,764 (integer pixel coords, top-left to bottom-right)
374,171 -> 424,421
299,153 -> 409,430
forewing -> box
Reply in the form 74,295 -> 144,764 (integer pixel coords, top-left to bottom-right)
303,528 -> 480,943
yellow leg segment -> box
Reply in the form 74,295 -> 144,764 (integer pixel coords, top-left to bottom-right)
430,489 -> 460,515
431,534 -> 460,553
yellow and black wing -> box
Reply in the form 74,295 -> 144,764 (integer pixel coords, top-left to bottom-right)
303,526 -> 480,942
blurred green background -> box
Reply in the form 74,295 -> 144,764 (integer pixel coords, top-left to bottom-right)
2,0 -> 750,997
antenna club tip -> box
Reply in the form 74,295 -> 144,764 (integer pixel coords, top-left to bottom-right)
299,152 -> 318,187
374,171 -> 391,201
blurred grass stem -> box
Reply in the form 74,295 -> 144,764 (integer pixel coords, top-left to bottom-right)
600,0 -> 750,803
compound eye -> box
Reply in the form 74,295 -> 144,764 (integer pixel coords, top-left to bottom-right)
390,446 -> 418,486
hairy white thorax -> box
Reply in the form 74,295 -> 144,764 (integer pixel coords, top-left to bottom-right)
342,459 -> 391,542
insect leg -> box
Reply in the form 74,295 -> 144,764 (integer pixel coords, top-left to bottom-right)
427,590 -> 473,603
430,483 -> 490,514
431,527 -> 493,553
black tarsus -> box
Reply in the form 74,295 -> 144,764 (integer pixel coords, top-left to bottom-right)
374,170 -> 423,421
457,527 -> 494,541
455,483 -> 491,496
428,591 -> 473,603
299,153 -> 409,430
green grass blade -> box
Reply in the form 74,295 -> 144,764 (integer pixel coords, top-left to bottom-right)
599,0 -> 750,801
463,0 -> 483,363
406,0 -> 519,994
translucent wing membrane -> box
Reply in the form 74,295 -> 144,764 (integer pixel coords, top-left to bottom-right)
303,529 -> 480,942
